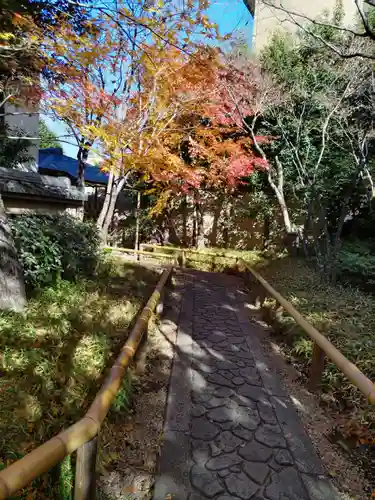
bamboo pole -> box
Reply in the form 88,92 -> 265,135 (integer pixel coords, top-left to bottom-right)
0,267 -> 172,499
241,260 -> 375,405
134,191 -> 141,262
74,436 -> 98,500
128,244 -> 239,261
104,247 -> 175,260
309,343 -> 325,390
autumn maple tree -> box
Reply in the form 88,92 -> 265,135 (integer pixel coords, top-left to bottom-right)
40,1 -> 270,245
43,15 -> 129,187
42,0 -> 220,188
93,46 -> 222,242
142,54 -> 269,247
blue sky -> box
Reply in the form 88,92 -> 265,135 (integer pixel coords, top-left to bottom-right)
208,0 -> 253,41
45,1 -> 254,159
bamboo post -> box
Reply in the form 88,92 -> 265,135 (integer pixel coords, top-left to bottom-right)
309,342 -> 325,390
156,288 -> 164,316
134,191 -> 141,262
74,436 -> 98,500
273,300 -> 283,321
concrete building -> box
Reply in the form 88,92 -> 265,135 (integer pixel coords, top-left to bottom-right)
247,0 -> 360,51
4,103 -> 39,171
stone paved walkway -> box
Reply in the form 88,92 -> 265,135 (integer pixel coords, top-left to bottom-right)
154,269 -> 340,500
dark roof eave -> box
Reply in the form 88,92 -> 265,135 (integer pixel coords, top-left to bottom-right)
1,191 -> 86,204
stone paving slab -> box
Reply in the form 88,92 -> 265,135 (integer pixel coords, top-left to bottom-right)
154,269 -> 340,500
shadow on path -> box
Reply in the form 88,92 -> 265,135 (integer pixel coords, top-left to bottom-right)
153,269 -> 341,500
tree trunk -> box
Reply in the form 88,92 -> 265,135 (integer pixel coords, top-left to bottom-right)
192,204 -> 197,248
100,177 -> 127,244
263,214 -> 270,249
77,143 -> 90,189
134,191 -> 141,259
162,220 -> 170,244
97,171 -> 114,231
182,196 -> 188,246
274,188 -> 293,234
267,157 -> 294,235
196,203 -> 205,249
210,196 -> 223,247
0,195 -> 26,311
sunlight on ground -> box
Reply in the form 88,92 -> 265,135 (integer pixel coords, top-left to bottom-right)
0,258 -> 160,497
290,395 -> 307,414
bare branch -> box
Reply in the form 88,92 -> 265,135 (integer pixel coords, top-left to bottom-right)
0,95 -> 14,109
261,0 -> 369,37
260,0 -> 375,59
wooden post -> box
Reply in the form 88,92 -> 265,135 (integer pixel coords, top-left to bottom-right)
134,191 -> 141,262
309,342 -> 325,390
182,250 -> 186,268
156,289 -> 164,316
74,436 -> 98,500
273,301 -> 283,321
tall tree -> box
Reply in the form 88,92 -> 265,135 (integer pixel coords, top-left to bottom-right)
0,8 -> 41,311
142,52 -> 269,248
42,0 -> 220,190
94,46 -> 222,243
38,120 -> 62,149
249,25 -> 375,274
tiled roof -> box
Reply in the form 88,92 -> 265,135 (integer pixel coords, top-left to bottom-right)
38,148 -> 108,185
0,167 -> 86,202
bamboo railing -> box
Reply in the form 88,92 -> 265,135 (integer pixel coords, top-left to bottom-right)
0,267 -> 172,500
104,246 -> 178,262
239,259 -> 375,404
0,249 -> 373,499
138,244 -> 240,268
109,245 -> 374,402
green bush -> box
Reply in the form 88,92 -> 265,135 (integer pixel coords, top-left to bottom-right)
336,240 -> 375,290
10,214 -> 99,290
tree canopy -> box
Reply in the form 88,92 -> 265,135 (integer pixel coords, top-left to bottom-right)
38,120 -> 62,149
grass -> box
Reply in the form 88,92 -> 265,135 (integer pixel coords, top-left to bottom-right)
0,257 -> 160,499
257,257 -> 375,431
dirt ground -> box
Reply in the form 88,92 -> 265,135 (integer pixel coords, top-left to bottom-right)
97,289 -> 179,500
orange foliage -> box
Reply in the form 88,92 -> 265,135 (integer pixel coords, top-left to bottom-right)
41,1 -> 222,185
39,2 -> 269,208
0,11 -> 43,108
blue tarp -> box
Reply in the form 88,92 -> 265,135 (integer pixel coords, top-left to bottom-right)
38,148 -> 108,185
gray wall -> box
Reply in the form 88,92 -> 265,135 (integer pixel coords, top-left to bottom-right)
5,103 -> 39,171
252,0 -> 360,52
